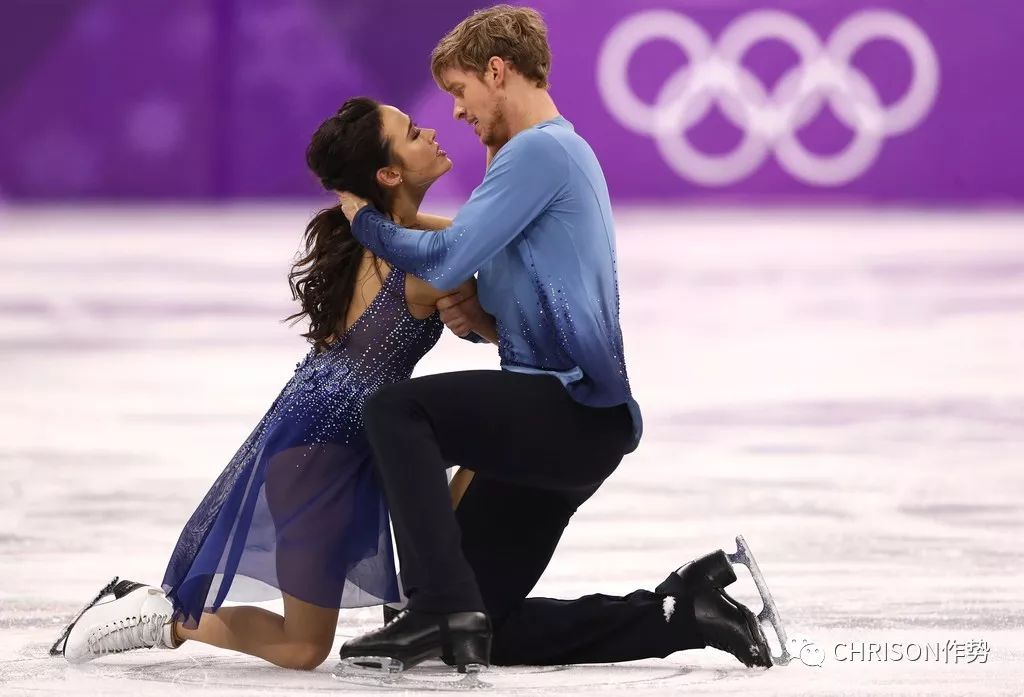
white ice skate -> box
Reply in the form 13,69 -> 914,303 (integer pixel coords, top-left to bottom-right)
50,577 -> 177,664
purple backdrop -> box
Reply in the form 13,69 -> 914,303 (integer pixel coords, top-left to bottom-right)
1,0 -> 1021,203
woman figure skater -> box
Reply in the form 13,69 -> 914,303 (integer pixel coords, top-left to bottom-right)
52,97 -> 490,670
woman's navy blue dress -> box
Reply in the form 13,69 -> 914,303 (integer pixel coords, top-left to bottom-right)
162,268 -> 443,627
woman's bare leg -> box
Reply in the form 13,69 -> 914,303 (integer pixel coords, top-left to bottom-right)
173,592 -> 338,670
174,469 -> 477,668
450,467 -> 475,508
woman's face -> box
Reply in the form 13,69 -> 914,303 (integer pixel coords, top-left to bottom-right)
379,105 -> 452,189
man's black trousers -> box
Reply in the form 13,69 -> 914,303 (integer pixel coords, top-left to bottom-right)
363,370 -> 703,665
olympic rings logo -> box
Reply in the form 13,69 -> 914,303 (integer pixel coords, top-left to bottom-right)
596,10 -> 940,186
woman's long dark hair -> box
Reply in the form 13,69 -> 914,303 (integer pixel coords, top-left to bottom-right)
286,97 -> 396,351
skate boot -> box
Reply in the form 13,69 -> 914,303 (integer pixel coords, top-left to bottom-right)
52,577 -> 177,664
692,586 -> 772,668
656,549 -> 738,595
382,603 -> 403,625
660,536 -> 792,666
340,608 -> 491,675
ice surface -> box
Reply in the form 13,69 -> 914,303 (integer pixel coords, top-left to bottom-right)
1,207 -> 1022,695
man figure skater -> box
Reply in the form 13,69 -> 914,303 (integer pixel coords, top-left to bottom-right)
337,5 -> 782,672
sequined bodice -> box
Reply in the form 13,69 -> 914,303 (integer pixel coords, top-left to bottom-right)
269,268 -> 443,444
164,270 -> 425,618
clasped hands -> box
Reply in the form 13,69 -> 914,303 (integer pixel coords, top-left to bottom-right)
435,290 -> 489,339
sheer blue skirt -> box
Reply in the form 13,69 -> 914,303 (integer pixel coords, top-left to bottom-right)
161,389 -> 399,628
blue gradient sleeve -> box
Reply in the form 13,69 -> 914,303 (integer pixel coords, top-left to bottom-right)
350,130 -> 567,291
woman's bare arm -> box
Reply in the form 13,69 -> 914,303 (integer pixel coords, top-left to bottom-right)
408,214 -> 498,342
408,274 -> 498,344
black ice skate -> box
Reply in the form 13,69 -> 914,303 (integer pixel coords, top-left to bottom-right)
382,603 -> 402,625
338,608 -> 491,684
692,585 -> 773,668
660,535 -> 792,666
656,548 -> 738,595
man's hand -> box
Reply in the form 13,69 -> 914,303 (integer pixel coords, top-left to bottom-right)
336,191 -> 369,222
436,291 -> 489,338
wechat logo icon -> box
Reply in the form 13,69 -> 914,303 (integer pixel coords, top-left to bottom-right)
788,635 -> 826,667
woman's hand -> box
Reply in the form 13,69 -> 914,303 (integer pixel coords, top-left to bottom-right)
336,191 -> 369,222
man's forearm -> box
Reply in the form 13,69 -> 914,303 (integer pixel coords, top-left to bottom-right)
347,132 -> 565,291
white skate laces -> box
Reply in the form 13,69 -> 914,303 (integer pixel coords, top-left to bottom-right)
86,610 -> 171,656
58,581 -> 178,663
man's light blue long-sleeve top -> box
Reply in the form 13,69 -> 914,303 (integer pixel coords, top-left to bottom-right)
350,116 -> 641,451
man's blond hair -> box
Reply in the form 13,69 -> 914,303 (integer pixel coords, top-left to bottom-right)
430,5 -> 551,89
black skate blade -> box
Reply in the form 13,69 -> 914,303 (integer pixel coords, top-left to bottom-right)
49,576 -> 120,657
725,535 -> 793,666
333,658 -> 489,690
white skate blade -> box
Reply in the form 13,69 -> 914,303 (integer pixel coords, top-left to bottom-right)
726,535 -> 792,666
49,577 -> 120,658
333,658 -> 488,690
